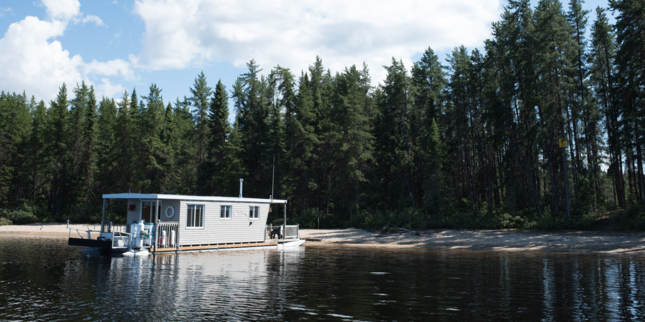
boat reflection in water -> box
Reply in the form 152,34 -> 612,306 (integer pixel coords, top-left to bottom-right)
69,248 -> 305,320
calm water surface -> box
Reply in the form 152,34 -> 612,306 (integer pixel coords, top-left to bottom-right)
1,236 -> 645,320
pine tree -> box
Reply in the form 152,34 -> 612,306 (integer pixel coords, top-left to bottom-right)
590,6 -> 625,208
610,0 -> 645,203
534,0 -> 575,216
445,47 -> 474,205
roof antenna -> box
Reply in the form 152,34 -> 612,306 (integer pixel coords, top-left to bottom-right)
270,155 -> 275,200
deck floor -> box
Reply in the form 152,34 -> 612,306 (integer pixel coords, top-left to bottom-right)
152,241 -> 278,253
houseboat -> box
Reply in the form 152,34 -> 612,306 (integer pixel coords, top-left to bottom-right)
68,190 -> 304,255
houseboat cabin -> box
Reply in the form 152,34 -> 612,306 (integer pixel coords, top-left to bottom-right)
68,193 -> 302,254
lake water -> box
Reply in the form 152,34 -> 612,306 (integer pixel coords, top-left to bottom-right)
1,236 -> 644,320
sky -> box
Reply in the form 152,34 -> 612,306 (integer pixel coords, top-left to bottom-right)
0,0 -> 611,105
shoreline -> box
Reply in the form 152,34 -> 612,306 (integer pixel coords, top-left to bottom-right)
1,224 -> 644,254
301,228 -> 645,254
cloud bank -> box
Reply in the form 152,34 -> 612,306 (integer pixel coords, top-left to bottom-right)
0,0 -> 129,101
134,0 -> 501,83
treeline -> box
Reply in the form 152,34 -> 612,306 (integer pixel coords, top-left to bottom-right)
1,0 -> 643,229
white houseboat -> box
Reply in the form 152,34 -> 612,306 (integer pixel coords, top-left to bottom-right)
68,191 -> 304,255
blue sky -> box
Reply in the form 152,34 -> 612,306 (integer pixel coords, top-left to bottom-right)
0,0 -> 610,105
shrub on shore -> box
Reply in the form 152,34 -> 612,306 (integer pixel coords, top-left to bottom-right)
0,204 -> 38,225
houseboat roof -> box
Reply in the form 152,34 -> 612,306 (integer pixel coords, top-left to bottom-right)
102,193 -> 287,204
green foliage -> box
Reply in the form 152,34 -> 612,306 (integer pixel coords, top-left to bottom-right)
289,208 -> 330,229
0,0 -> 643,232
1,204 -> 38,224
612,206 -> 645,231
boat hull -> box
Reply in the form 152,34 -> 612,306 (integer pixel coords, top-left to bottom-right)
277,239 -> 306,249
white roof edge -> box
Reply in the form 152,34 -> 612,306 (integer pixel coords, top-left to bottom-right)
101,193 -> 287,204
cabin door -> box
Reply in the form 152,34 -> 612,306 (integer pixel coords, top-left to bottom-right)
141,200 -> 160,224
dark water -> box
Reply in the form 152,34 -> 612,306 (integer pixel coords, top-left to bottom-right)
1,236 -> 645,321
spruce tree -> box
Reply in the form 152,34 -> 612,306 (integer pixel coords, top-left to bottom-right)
47,84 -> 70,218
26,100 -> 50,204
198,80 -> 237,195
96,98 -> 118,195
190,71 -> 212,164
410,47 -> 445,210
234,60 -> 273,197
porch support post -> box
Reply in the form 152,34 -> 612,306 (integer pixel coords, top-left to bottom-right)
176,223 -> 180,252
283,203 -> 287,240
100,199 -> 106,233
154,200 -> 159,253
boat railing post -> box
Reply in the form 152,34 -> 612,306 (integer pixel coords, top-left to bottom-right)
283,203 -> 287,240
154,200 -> 159,254
176,222 -> 180,252
100,199 -> 106,234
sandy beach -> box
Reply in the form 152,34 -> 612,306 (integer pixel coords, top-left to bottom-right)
0,224 -> 108,239
300,228 -> 645,254
1,224 -> 644,254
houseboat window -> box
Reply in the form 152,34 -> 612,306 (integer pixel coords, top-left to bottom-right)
187,204 -> 204,228
220,205 -> 232,219
249,206 -> 259,219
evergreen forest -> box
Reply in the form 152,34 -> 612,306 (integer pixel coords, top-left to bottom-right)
1,0 -> 644,230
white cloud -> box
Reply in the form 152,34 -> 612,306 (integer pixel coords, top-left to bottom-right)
0,16 -> 83,100
0,7 -> 12,17
95,78 -> 126,99
42,0 -> 80,22
84,59 -> 133,79
133,0 -> 501,84
76,14 -> 104,26
0,1 -> 130,101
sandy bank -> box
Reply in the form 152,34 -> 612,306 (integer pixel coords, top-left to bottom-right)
1,225 -> 644,254
299,228 -> 645,254
0,224 -> 110,239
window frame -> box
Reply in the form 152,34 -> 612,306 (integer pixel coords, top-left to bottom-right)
220,205 -> 232,219
186,204 -> 205,229
249,205 -> 260,219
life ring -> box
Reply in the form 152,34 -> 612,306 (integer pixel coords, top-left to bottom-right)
165,206 -> 175,219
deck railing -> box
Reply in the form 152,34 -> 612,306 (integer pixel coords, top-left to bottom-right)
157,223 -> 179,248
111,232 -> 130,249
267,224 -> 299,240
284,225 -> 299,240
